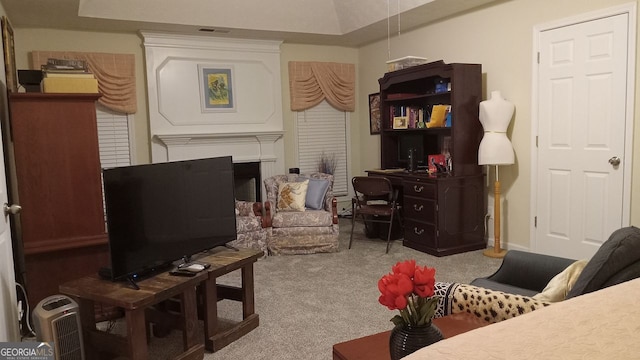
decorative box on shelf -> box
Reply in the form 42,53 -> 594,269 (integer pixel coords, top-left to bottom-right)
386,56 -> 429,72
42,77 -> 98,93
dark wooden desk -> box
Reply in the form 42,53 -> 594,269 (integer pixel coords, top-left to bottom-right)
332,312 -> 488,360
197,248 -> 262,352
60,269 -> 208,360
366,170 -> 485,256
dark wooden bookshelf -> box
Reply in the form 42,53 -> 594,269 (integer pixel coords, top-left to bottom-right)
379,60 -> 483,175
373,60 -> 486,256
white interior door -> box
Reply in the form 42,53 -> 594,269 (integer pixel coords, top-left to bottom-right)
0,118 -> 19,340
534,9 -> 633,259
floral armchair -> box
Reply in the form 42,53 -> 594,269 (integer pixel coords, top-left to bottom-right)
227,200 -> 269,256
263,173 -> 339,255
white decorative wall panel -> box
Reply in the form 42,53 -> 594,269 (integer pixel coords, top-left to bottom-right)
156,58 -> 276,126
142,31 -> 285,178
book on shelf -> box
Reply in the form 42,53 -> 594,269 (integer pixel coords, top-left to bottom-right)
389,105 -> 432,129
43,71 -> 95,79
42,65 -> 90,72
42,77 -> 99,93
427,104 -> 450,128
408,107 -> 419,128
46,58 -> 88,71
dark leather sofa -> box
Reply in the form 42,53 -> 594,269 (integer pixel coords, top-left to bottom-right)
470,226 -> 640,298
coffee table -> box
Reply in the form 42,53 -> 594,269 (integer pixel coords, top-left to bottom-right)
332,312 -> 488,360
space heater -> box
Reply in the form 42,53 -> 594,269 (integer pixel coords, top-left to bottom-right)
33,295 -> 85,360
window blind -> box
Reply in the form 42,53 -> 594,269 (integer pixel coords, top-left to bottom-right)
296,100 -> 349,197
96,105 -> 134,228
96,105 -> 133,169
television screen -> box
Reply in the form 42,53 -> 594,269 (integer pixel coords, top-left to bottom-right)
103,156 -> 237,281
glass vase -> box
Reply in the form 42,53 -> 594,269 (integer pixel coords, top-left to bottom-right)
389,322 -> 443,360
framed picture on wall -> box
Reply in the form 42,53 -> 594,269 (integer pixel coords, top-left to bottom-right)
1,16 -> 17,93
369,92 -> 381,134
198,64 -> 236,112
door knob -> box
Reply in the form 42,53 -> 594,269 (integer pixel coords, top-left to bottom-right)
608,156 -> 621,166
4,203 -> 22,215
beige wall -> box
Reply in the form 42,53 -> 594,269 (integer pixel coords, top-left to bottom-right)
11,32 -> 362,174
358,0 -> 640,250
12,29 -> 150,165
10,0 -> 639,252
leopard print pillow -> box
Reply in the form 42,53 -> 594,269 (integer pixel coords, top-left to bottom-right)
451,283 -> 551,323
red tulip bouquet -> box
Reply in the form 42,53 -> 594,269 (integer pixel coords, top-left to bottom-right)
378,259 -> 438,327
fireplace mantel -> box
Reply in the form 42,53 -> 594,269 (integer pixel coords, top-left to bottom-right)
155,131 -> 284,146
153,131 -> 284,200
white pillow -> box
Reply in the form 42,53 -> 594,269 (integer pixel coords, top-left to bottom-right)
533,259 -> 588,302
276,180 -> 309,212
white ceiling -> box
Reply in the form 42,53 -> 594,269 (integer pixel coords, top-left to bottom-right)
1,0 -> 503,47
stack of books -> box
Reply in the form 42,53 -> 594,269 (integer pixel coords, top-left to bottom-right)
41,58 -> 98,93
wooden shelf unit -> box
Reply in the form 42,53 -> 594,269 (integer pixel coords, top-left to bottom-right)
374,60 -> 486,256
378,60 -> 483,176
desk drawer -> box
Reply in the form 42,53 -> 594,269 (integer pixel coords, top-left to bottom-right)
403,219 -> 436,248
403,181 -> 435,199
404,197 -> 435,221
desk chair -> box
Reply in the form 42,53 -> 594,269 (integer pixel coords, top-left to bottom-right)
349,176 -> 400,253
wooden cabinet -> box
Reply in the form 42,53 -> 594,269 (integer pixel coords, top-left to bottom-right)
373,60 -> 486,255
402,175 -> 485,256
368,171 -> 485,256
9,93 -> 109,309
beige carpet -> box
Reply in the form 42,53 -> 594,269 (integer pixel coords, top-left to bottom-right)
138,218 -> 502,359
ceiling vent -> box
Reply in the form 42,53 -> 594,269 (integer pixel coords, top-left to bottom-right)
198,28 -> 230,34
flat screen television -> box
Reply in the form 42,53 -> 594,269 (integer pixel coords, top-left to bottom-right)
102,156 -> 237,282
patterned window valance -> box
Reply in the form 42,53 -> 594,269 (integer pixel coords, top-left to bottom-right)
288,61 -> 355,112
30,51 -> 137,114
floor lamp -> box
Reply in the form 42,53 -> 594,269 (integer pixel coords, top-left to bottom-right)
478,90 -> 515,258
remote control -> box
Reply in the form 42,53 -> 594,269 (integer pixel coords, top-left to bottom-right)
169,270 -> 196,277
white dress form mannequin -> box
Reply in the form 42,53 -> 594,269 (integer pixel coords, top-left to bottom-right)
478,90 -> 515,165
478,90 -> 514,258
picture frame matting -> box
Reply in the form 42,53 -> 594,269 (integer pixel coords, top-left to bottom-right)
198,64 -> 236,113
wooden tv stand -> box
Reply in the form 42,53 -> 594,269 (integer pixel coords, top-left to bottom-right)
196,248 -> 263,352
60,248 -> 263,359
60,268 -> 208,360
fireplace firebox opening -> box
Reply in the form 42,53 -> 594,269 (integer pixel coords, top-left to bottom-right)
234,162 -> 261,202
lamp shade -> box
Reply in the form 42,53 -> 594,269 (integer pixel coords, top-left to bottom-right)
478,90 -> 515,166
